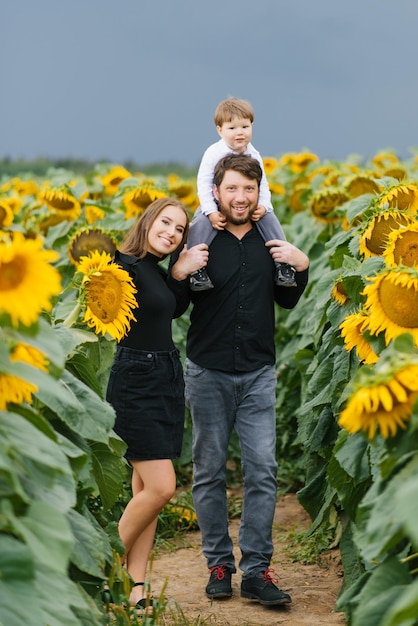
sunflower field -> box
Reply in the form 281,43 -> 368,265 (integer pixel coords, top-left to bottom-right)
1,150 -> 418,626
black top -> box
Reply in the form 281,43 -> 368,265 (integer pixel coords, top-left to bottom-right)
168,225 -> 309,372
115,250 -> 188,352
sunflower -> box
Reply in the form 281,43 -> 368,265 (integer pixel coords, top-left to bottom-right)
378,183 -> 418,214
338,361 -> 418,439
100,166 -> 132,196
84,204 -> 106,224
343,175 -> 381,199
363,269 -> 418,345
262,157 -> 279,175
68,228 -> 117,266
77,251 -> 137,341
122,184 -> 168,219
0,373 -> 38,410
0,200 -> 14,228
310,188 -> 349,223
383,166 -> 407,181
269,182 -> 286,196
168,179 -> 197,209
0,342 -> 48,410
307,165 -> 336,184
278,151 -> 319,174
1,195 -> 24,214
11,178 -> 39,197
359,211 -> 415,258
289,184 -> 310,213
11,342 -> 49,372
0,232 -> 61,327
331,280 -> 348,305
339,312 -> 379,364
383,223 -> 418,269
39,187 -> 81,221
372,151 -> 399,170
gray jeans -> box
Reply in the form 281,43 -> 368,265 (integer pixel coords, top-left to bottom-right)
185,359 -> 278,576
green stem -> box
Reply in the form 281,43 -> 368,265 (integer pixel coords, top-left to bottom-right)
63,302 -> 82,328
400,553 -> 418,564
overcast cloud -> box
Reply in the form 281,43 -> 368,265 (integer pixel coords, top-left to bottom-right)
1,0 -> 417,167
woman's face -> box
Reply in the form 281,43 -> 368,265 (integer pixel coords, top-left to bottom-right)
146,205 -> 187,257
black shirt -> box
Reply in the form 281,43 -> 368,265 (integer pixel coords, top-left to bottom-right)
168,225 -> 308,372
115,251 -> 188,352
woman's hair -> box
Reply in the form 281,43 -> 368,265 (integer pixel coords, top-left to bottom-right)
214,97 -> 254,127
119,197 -> 190,259
213,153 -> 262,189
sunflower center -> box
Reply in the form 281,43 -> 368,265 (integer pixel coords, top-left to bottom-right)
86,272 -> 123,322
366,214 -> 411,255
379,278 -> 418,327
0,258 -> 26,291
393,231 -> 418,266
52,198 -> 75,211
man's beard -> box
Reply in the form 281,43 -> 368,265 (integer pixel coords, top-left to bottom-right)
218,202 -> 257,225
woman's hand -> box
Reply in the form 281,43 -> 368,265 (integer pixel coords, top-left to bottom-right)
171,244 -> 210,281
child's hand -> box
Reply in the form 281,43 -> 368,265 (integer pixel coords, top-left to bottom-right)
209,211 -> 227,230
251,205 -> 267,222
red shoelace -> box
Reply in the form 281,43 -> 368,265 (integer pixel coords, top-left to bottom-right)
263,568 -> 279,584
208,563 -> 228,580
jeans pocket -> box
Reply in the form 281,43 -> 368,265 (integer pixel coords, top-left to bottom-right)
185,358 -> 205,378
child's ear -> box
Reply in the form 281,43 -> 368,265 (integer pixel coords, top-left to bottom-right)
216,125 -> 223,137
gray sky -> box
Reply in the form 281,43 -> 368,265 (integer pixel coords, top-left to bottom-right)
1,0 -> 417,167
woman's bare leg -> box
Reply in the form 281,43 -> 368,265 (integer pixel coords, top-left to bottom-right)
119,459 -> 176,605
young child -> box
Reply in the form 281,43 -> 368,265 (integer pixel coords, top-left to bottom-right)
188,97 -> 296,290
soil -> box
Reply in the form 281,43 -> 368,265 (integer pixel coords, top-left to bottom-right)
150,493 -> 347,625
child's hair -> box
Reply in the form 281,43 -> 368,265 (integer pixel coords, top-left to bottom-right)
214,97 -> 254,127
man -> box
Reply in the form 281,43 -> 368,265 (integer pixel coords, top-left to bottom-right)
169,153 -> 309,607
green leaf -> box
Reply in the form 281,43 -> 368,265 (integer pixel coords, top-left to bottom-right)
66,351 -> 103,397
352,557 -> 411,626
394,457 -> 418,549
381,577 -> 418,626
0,410 -> 75,510
8,499 -> 73,573
334,431 -> 370,483
346,194 -> 374,225
0,535 -> 43,626
90,439 -> 127,510
67,508 -> 107,577
355,458 -> 418,564
35,369 -> 115,443
36,561 -> 103,626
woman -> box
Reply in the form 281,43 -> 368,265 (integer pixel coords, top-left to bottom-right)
106,197 -> 208,609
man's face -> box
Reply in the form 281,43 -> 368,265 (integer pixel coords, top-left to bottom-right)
213,170 -> 259,225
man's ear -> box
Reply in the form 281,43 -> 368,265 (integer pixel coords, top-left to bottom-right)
213,184 -> 219,201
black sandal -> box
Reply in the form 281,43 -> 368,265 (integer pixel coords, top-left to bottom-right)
132,582 -> 154,610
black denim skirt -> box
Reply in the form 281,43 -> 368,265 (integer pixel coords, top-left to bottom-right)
106,346 -> 185,461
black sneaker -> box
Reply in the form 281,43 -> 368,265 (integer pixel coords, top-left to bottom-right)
241,568 -> 291,606
190,267 -> 214,291
275,262 -> 297,287
205,564 -> 233,599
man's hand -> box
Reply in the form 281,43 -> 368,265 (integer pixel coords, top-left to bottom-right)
208,211 -> 227,230
265,240 -> 309,272
251,204 -> 267,222
171,244 -> 210,281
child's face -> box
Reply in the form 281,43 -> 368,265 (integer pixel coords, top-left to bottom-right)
216,117 -> 253,154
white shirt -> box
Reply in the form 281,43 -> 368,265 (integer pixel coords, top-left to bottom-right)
197,138 -> 273,216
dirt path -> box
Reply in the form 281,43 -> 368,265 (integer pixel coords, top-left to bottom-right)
150,494 -> 346,625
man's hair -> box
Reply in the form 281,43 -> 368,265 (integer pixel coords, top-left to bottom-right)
214,97 -> 254,127
213,154 -> 263,189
